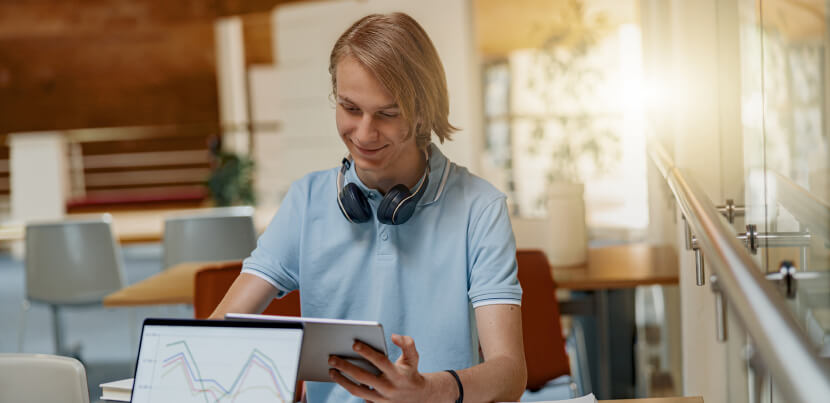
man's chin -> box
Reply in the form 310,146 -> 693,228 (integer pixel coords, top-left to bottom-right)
352,157 -> 385,172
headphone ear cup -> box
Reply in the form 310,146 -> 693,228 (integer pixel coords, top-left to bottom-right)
339,183 -> 372,223
377,184 -> 412,225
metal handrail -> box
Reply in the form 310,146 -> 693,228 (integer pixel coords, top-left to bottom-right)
648,142 -> 830,403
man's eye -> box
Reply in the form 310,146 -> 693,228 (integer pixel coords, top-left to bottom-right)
344,106 -> 360,113
379,112 -> 399,118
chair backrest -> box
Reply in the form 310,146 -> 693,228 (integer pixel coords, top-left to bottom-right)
0,353 -> 90,403
193,261 -> 301,319
25,216 -> 126,304
162,206 -> 257,270
517,249 -> 571,390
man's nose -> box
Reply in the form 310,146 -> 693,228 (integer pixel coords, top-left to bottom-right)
354,114 -> 378,142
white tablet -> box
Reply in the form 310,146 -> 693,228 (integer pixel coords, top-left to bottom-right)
226,313 -> 388,382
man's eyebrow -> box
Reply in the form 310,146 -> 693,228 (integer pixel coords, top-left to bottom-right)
337,96 -> 398,109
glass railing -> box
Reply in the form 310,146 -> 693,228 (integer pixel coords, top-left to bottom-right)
737,0 -> 830,400
765,170 -> 830,359
649,141 -> 830,403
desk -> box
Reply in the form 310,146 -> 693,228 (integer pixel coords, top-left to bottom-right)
98,395 -> 703,402
602,399 -> 701,403
554,244 -> 678,400
103,261 -> 238,307
103,245 -> 679,398
0,206 -> 277,245
553,244 -> 678,290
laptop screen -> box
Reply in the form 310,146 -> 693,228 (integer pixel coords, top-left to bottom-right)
131,318 -> 303,403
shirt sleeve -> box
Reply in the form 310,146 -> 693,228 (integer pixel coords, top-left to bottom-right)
241,182 -> 304,298
467,196 -> 522,308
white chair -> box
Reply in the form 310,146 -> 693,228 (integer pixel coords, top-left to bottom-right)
19,215 -> 127,357
0,353 -> 90,403
162,206 -> 257,270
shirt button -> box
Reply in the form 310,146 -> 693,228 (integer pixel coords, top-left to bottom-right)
381,232 -> 389,241
367,192 -> 375,199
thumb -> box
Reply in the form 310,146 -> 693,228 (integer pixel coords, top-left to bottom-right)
392,334 -> 419,366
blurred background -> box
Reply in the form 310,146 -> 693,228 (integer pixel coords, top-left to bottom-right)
0,1 -> 828,402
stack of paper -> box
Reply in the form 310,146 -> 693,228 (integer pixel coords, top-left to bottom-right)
99,378 -> 133,402
500,393 -> 597,403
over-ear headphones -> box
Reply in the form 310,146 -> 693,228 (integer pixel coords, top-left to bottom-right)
336,152 -> 430,225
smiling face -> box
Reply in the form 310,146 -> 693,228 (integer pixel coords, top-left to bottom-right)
334,55 -> 423,190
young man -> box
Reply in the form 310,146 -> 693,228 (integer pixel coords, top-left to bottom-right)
210,12 -> 527,402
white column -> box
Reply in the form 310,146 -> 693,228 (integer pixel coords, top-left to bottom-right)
8,132 -> 68,222
249,66 -> 282,206
215,16 -> 250,155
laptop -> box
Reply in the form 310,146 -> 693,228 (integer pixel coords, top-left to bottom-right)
130,318 -> 303,403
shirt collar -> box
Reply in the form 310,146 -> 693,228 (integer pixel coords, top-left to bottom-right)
343,142 -> 451,206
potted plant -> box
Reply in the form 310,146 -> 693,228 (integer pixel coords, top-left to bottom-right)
206,136 -> 257,207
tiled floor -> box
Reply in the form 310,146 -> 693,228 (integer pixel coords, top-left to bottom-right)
0,243 -> 193,402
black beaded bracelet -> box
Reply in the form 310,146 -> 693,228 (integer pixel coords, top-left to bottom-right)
445,369 -> 463,403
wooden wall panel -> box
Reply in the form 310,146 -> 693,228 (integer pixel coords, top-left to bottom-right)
0,0 -> 313,133
0,0 -> 308,36
242,12 -> 274,65
0,22 -> 218,132
0,0 -> 217,37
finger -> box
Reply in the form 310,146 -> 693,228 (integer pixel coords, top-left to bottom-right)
329,368 -> 385,401
391,335 -> 419,366
352,341 -> 397,375
328,356 -> 392,392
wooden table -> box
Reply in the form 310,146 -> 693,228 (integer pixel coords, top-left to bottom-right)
102,244 -> 678,305
553,244 -> 678,290
103,261 -> 239,307
552,244 -> 679,400
0,206 -> 277,245
601,398 -> 701,403
103,244 -> 680,399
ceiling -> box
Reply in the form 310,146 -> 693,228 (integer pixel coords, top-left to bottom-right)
760,0 -> 826,41
473,0 -> 639,58
473,0 -> 828,58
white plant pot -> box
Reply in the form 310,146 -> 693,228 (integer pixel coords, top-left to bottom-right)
511,182 -> 588,267
546,182 -> 587,266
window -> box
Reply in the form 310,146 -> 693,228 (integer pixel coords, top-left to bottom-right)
481,23 -> 649,235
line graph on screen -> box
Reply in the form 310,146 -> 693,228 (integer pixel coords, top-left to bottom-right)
147,339 -> 294,403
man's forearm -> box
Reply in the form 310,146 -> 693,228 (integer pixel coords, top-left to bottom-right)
426,355 -> 527,403
208,273 -> 279,319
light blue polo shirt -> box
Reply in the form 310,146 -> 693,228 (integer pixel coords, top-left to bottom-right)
241,143 -> 521,403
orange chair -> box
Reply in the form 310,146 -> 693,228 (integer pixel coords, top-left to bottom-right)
192,261 -> 301,319
516,250 -> 572,391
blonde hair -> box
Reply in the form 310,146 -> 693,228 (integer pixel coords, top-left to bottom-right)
329,12 -> 458,148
